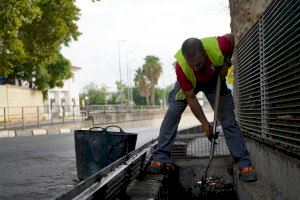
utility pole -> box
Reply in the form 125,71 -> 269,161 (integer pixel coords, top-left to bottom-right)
126,51 -> 134,106
118,39 -> 127,83
129,60 -> 136,104
118,39 -> 127,105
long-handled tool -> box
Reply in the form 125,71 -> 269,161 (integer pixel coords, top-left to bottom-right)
199,74 -> 222,184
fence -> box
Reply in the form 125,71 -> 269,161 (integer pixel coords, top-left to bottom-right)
0,104 -> 168,131
236,0 -> 300,155
0,105 -> 85,131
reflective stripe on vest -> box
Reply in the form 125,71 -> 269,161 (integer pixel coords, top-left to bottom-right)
174,37 -> 224,100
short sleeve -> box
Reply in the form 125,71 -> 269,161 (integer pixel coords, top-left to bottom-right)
217,35 -> 232,56
175,62 -> 193,91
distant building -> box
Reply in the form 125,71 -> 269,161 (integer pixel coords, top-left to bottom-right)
45,66 -> 81,109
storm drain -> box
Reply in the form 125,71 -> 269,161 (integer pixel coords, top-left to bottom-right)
169,133 -> 236,200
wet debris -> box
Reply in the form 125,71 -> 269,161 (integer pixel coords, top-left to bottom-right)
198,176 -> 236,200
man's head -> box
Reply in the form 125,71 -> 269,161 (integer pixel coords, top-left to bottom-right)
182,38 -> 205,71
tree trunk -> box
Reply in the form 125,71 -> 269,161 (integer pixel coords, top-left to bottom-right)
146,95 -> 150,105
150,87 -> 155,105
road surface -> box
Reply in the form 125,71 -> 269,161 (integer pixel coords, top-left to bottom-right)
0,112 -> 213,199
0,127 -> 161,199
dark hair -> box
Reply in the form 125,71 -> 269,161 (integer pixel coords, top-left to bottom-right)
182,38 -> 205,60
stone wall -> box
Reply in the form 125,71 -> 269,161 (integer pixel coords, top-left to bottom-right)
229,0 -> 272,43
0,85 -> 43,121
0,85 -> 43,108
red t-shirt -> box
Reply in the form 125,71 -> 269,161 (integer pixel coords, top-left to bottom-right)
175,35 -> 232,92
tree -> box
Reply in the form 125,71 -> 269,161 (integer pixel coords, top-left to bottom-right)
143,55 -> 163,105
132,87 -> 147,105
134,67 -> 150,105
115,81 -> 128,104
14,54 -> 72,98
80,83 -> 108,105
0,0 -> 80,94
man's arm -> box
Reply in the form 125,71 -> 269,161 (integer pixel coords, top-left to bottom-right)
224,33 -> 235,51
219,33 -> 235,78
183,89 -> 213,140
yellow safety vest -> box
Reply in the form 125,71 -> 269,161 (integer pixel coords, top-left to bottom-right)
174,37 -> 224,100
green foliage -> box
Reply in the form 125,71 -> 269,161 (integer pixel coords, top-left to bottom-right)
143,55 -> 163,88
108,92 -> 118,104
134,67 -> 150,105
0,0 -> 80,94
133,55 -> 163,105
80,82 -> 108,105
155,87 -> 165,105
132,87 -> 146,105
115,81 -> 128,104
46,54 -> 72,88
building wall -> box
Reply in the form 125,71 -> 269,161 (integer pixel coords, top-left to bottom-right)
0,85 -> 43,108
46,70 -> 80,107
229,0 -> 272,103
229,0 -> 272,43
0,85 -> 43,121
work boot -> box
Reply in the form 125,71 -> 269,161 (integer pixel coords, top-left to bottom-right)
239,166 -> 258,182
148,161 -> 168,174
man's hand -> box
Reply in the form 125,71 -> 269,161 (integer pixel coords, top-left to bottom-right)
219,65 -> 230,79
203,123 -> 219,143
203,123 -> 213,141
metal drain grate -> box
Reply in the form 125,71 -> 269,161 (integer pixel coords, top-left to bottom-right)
172,133 -> 230,159
236,0 -> 300,155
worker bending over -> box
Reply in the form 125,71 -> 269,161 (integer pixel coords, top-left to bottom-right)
149,34 -> 257,182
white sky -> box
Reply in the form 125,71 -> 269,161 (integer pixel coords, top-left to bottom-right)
61,0 -> 231,92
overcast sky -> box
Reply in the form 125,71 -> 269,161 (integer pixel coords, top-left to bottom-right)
61,0 -> 231,92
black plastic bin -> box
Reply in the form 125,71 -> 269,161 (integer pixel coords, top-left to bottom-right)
74,126 -> 137,180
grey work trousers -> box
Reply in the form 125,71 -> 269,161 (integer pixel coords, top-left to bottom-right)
152,82 -> 251,170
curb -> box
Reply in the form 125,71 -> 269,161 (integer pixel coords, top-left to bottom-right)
32,129 -> 48,136
0,130 -> 16,138
60,128 -> 72,134
233,167 -> 271,200
16,129 -> 33,137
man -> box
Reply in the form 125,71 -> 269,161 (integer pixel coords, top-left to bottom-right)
148,34 -> 257,182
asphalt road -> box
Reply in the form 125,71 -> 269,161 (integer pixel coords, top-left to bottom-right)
0,126 -> 165,200
0,112 -> 212,199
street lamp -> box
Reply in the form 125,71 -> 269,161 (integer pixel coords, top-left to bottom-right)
118,39 -> 127,83
128,59 -> 136,104
126,50 -> 134,105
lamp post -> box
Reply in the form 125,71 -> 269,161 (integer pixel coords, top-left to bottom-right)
128,59 -> 136,104
118,39 -> 127,105
126,50 -> 134,105
118,39 -> 127,83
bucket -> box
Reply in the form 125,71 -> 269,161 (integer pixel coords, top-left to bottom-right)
74,126 -> 137,180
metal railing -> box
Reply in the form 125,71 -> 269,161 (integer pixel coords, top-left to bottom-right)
236,0 -> 300,156
0,105 -> 85,131
0,104 -> 168,131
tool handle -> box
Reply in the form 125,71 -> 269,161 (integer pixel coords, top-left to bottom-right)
212,75 -> 222,135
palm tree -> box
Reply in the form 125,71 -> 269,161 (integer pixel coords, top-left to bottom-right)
134,67 -> 150,105
143,55 -> 163,105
